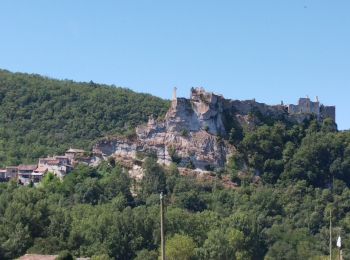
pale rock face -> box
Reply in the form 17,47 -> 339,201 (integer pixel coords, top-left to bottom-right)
94,87 -> 235,170
93,87 -> 336,174
128,165 -> 144,181
165,87 -> 227,136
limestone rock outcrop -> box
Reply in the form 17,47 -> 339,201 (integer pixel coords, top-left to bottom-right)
94,87 -> 235,170
93,87 -> 336,171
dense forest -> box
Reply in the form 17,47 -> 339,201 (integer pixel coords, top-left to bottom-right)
0,118 -> 349,259
0,69 -> 169,167
0,70 -> 349,259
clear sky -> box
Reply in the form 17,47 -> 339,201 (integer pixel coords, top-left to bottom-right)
1,1 -> 349,129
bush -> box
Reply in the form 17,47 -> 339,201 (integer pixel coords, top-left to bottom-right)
56,250 -> 74,260
180,129 -> 189,137
167,146 -> 181,164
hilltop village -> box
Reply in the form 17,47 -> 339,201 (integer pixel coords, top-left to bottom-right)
0,148 -> 93,186
0,88 -> 336,186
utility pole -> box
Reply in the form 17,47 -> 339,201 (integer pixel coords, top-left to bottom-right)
330,174 -> 334,260
160,192 -> 165,260
330,209 -> 332,260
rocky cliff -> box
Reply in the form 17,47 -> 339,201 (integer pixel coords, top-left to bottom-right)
94,88 -> 237,170
93,87 -> 335,171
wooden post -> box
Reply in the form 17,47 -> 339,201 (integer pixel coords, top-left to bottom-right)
160,192 -> 165,260
330,209 -> 332,260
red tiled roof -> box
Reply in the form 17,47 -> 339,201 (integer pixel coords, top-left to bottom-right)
34,166 -> 48,173
47,160 -> 60,165
18,165 -> 37,171
40,158 -> 60,165
6,166 -> 18,169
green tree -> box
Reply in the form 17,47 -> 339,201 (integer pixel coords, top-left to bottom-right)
166,234 -> 196,260
199,228 -> 245,260
56,250 -> 74,260
91,254 -> 112,260
134,249 -> 159,260
141,157 -> 167,198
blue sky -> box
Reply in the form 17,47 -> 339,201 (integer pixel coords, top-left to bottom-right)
1,1 -> 349,129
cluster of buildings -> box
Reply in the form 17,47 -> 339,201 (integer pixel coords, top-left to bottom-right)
0,148 -> 86,186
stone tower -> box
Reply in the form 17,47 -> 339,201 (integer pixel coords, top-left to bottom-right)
173,87 -> 177,100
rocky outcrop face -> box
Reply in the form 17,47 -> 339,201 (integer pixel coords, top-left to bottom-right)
93,87 -> 335,172
95,123 -> 233,170
165,88 -> 227,136
94,87 -> 235,170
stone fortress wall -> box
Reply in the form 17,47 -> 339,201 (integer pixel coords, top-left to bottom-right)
186,87 -> 336,125
287,96 -> 335,122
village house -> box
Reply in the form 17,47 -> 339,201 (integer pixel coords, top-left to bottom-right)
38,157 -> 60,166
5,166 -> 18,179
65,148 -> 86,165
38,155 -> 73,179
32,166 -> 48,184
18,165 -> 37,185
0,148 -> 90,185
0,169 -> 6,181
54,155 -> 70,165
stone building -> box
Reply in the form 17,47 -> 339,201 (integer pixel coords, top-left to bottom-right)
65,148 -> 86,164
320,105 -> 336,121
5,166 -> 18,179
288,98 -> 320,115
288,97 -> 335,122
0,169 -> 6,180
18,165 -> 38,185
38,156 -> 73,179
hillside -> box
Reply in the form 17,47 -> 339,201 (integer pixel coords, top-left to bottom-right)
0,70 -> 350,259
0,69 -> 169,167
1,121 -> 350,259
95,87 -> 347,188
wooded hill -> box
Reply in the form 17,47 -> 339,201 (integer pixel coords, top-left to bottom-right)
0,69 -> 169,167
0,69 -> 350,259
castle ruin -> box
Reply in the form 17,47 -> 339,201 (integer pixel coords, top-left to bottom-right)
288,97 -> 336,122
172,88 -> 336,125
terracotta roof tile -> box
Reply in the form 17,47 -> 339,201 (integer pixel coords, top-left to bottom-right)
18,165 -> 37,171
